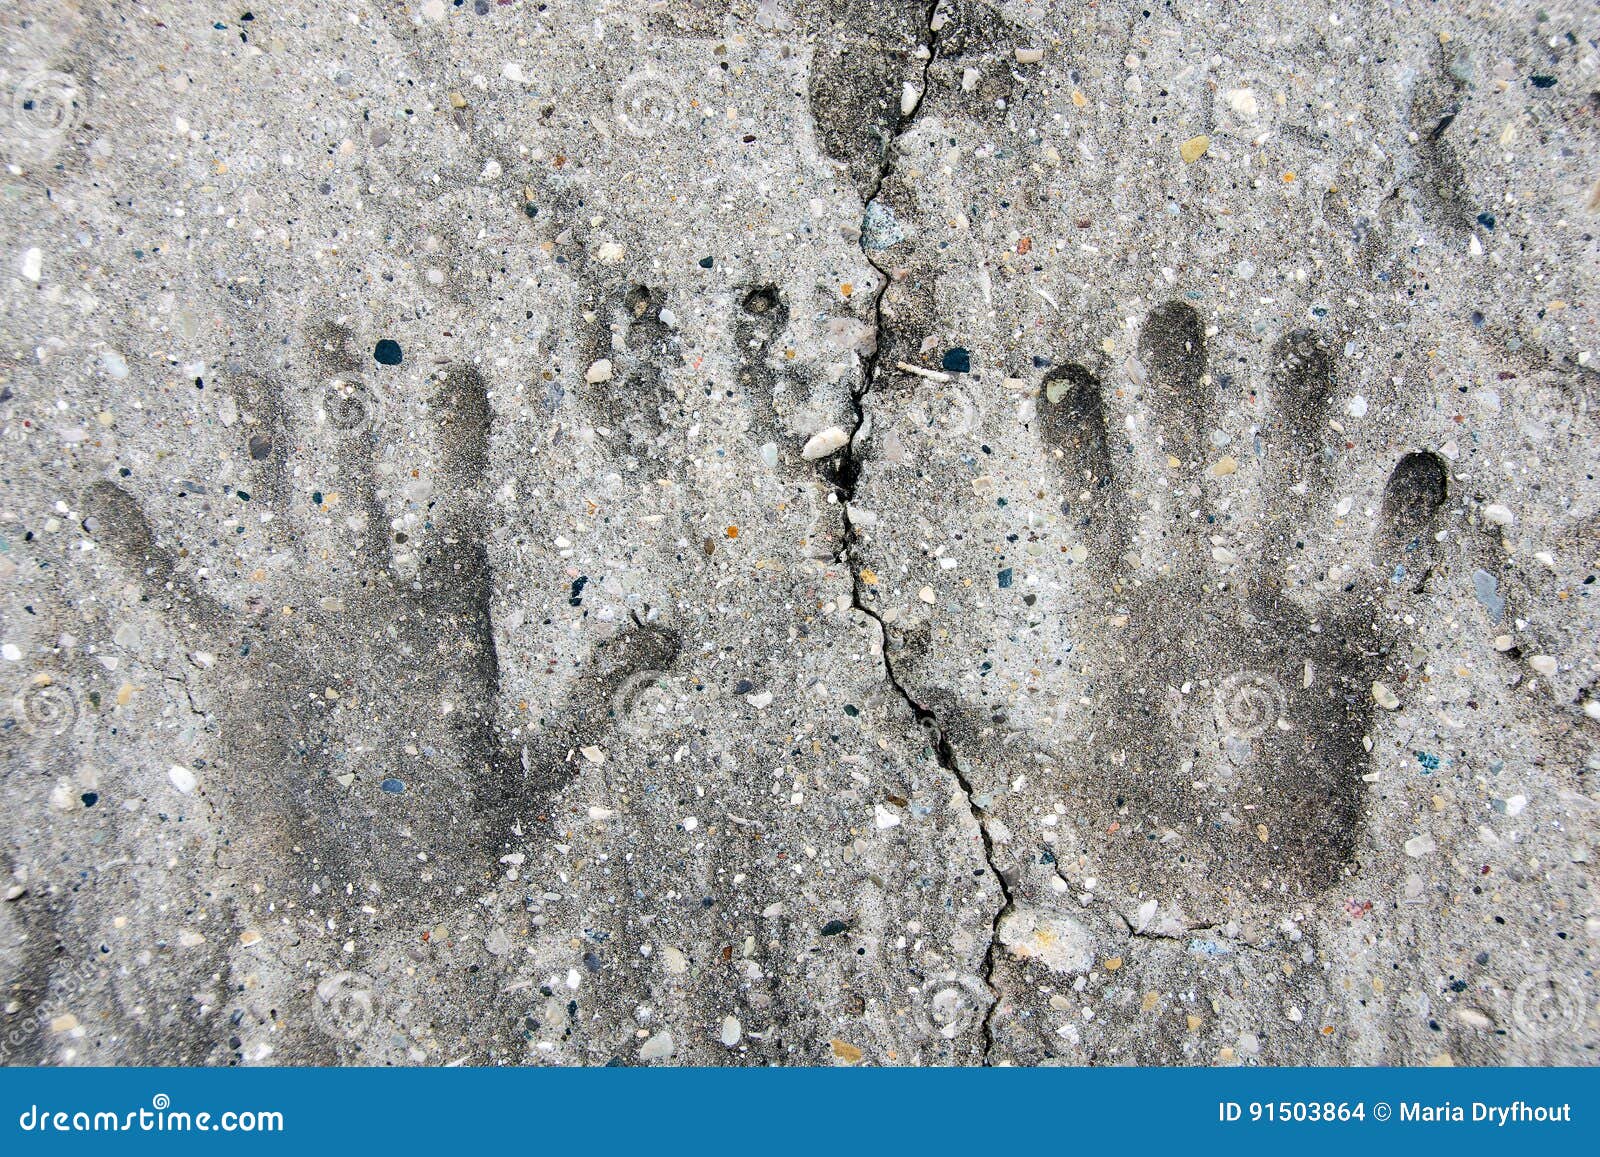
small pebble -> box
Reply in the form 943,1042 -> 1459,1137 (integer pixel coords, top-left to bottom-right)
1471,569 -> 1505,623
801,426 -> 849,460
830,1039 -> 864,1063
639,1030 -> 674,1060
1404,833 -> 1436,858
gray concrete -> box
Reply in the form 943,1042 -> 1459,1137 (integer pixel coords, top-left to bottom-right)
0,0 -> 1595,1066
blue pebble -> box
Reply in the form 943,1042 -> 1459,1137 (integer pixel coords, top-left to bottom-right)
373,339 -> 403,366
941,347 -> 971,374
1471,568 -> 1505,623
380,778 -> 406,794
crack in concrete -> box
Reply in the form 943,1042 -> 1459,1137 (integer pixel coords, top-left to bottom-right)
824,2 -> 1015,1065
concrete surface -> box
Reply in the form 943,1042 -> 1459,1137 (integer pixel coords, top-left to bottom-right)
0,0 -> 1596,1066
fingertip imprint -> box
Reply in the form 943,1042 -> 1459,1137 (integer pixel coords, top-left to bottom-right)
1138,301 -> 1206,386
1038,364 -> 1111,482
306,320 -> 362,375
432,365 -> 493,473
1137,302 -> 1209,440
1380,450 -> 1449,545
80,480 -> 159,569
1271,329 -> 1333,423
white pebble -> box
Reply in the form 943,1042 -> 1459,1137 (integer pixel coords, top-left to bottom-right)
1225,88 -> 1259,118
1371,682 -> 1400,711
167,765 -> 197,794
1528,655 -> 1558,678
801,426 -> 849,460
1482,503 -> 1514,526
639,1030 -> 674,1060
1404,833 -> 1436,858
584,359 -> 613,384
20,247 -> 42,282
